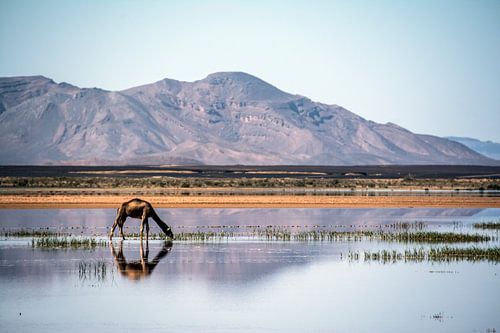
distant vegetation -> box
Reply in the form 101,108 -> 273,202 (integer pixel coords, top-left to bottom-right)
1,176 -> 498,191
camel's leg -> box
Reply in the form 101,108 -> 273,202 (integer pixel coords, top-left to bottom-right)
109,221 -> 118,240
140,218 -> 149,241
119,222 -> 126,240
140,208 -> 149,241
109,240 -> 117,257
109,215 -> 120,240
140,218 -> 145,240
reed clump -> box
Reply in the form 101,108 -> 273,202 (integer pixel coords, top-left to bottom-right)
360,249 -> 411,262
427,247 -> 500,262
292,230 -> 489,243
168,228 -> 490,243
358,247 -> 500,263
163,228 -> 493,243
261,227 -> 292,241
386,221 -> 426,230
123,232 -> 163,240
473,222 -> 500,230
294,230 -> 373,242
32,236 -> 108,249
174,231 -> 234,241
379,231 -> 490,243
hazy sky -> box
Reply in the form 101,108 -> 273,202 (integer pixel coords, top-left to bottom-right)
1,0 -> 499,141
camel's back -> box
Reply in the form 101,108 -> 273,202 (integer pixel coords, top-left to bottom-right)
123,198 -> 152,217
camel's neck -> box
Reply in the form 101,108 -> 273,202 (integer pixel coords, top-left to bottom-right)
150,210 -> 172,234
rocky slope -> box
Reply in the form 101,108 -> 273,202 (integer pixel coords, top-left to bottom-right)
0,72 -> 494,165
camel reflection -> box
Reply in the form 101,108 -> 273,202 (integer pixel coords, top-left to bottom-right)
110,241 -> 172,280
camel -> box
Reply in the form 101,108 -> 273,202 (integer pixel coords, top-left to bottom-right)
109,198 -> 174,240
110,240 -> 172,280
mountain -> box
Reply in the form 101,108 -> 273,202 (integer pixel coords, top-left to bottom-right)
446,137 -> 500,161
0,72 -> 495,165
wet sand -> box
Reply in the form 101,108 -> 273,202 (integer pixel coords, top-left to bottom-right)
0,194 -> 498,209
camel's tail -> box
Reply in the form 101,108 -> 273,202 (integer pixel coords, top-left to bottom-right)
150,209 -> 173,237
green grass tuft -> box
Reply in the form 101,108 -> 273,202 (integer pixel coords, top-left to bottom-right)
32,237 -> 108,249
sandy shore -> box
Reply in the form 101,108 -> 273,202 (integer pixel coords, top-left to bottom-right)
0,194 -> 498,209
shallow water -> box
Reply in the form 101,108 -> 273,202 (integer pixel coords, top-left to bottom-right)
1,208 -> 499,332
0,207 -> 498,235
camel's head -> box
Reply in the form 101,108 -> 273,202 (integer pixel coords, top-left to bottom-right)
165,227 -> 174,239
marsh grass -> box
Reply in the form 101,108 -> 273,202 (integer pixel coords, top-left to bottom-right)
32,236 -> 108,249
123,232 -> 165,240
388,221 -> 426,230
258,227 -> 292,241
294,230 -> 373,242
356,247 -> 500,263
13,225 -> 495,244
293,231 -> 490,243
174,231 -> 235,241
3,229 -> 62,237
473,222 -> 500,230
163,228 -> 491,243
381,231 -> 490,243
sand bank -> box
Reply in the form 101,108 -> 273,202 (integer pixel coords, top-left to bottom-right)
0,194 -> 498,209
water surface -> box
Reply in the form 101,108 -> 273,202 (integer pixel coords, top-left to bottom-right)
1,208 -> 499,332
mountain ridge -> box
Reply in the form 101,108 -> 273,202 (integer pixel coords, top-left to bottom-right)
446,136 -> 500,161
0,72 -> 496,165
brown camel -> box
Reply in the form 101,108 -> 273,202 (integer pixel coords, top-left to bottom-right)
110,240 -> 172,280
109,198 -> 174,240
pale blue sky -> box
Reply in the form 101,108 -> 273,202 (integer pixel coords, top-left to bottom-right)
1,0 -> 499,141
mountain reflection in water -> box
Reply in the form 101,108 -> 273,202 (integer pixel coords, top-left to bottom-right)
0,208 -> 493,234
